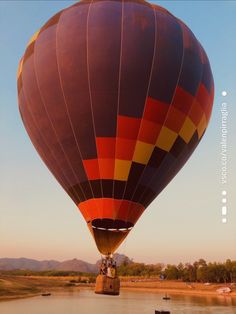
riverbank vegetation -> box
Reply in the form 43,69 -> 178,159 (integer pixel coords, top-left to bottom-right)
118,258 -> 236,283
0,270 -> 95,278
1,259 -> 235,284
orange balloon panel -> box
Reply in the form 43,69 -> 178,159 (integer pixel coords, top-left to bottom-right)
17,0 -> 214,255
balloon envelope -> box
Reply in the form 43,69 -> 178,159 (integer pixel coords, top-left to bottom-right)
17,0 -> 214,255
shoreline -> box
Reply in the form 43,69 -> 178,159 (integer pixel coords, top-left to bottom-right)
1,287 -> 235,303
121,286 -> 236,297
1,275 -> 235,302
0,293 -> 41,302
120,280 -> 236,297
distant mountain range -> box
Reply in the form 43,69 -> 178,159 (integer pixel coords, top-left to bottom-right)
0,253 -> 131,273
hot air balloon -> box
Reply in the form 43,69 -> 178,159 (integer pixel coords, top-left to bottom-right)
17,0 -> 214,295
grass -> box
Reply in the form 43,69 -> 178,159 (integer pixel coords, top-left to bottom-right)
0,275 -> 83,300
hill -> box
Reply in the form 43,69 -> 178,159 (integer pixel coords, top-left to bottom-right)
0,253 -> 131,273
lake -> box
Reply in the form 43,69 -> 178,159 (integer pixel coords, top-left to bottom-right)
0,289 -> 236,314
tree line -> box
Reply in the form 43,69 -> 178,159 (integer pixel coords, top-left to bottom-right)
1,259 -> 236,283
118,258 -> 236,283
0,269 -> 96,278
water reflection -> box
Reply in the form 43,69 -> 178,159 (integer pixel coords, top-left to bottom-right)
0,290 -> 235,314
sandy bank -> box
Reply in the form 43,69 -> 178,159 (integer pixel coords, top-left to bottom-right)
121,280 -> 236,297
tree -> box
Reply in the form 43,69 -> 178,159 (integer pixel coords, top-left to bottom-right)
164,265 -> 179,280
197,266 -> 209,282
225,259 -> 233,283
177,263 -> 184,279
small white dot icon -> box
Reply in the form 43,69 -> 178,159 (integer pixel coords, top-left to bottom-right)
222,190 -> 227,196
222,198 -> 227,203
222,218 -> 227,223
222,91 -> 227,96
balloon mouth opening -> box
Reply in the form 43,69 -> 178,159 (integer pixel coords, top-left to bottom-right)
90,218 -> 133,232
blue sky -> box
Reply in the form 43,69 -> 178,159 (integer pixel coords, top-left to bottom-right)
0,1 -> 235,264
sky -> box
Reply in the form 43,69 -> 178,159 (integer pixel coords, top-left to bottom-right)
0,0 -> 235,265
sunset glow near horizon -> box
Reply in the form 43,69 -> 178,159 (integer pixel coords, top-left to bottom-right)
0,1 -> 235,265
